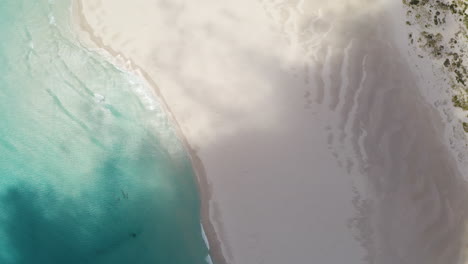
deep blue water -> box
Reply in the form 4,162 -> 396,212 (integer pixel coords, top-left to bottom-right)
0,0 -> 210,263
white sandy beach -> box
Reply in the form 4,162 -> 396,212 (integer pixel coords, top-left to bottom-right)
75,0 -> 468,263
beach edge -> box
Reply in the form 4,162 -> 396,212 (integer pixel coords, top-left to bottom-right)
71,1 -> 230,263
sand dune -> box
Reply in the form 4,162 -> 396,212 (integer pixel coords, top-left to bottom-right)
76,0 -> 468,263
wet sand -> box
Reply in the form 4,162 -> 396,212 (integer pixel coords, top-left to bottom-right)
75,0 -> 468,263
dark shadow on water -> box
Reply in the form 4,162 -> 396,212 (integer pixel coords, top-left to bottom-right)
0,137 -> 207,264
2,1 -> 468,264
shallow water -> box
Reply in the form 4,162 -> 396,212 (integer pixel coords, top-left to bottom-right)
0,0 -> 209,263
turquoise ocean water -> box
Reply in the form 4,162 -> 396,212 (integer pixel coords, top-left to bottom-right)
0,0 -> 210,263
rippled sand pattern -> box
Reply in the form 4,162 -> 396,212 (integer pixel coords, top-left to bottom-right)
78,0 -> 468,263
263,1 -> 468,263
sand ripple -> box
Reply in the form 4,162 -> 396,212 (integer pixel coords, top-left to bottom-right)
263,0 -> 468,263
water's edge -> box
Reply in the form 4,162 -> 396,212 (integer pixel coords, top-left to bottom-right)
71,1 -> 230,263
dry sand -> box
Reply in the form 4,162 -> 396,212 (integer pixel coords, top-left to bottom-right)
74,0 -> 468,263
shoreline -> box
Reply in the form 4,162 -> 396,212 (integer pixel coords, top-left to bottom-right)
70,0 -> 468,263
71,1 -> 230,264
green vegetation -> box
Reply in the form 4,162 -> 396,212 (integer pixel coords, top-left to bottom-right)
403,0 -> 468,132
420,31 -> 444,57
403,0 -> 429,6
453,95 -> 468,111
